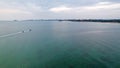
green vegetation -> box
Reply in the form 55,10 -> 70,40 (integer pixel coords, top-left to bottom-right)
58,19 -> 120,23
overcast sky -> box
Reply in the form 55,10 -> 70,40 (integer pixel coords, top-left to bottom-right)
0,0 -> 120,20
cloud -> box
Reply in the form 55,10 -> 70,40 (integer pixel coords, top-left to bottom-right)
0,9 -> 25,14
49,2 -> 120,19
83,2 -> 120,10
50,6 -> 72,13
0,1 -> 43,20
50,2 -> 120,12
0,0 -> 120,20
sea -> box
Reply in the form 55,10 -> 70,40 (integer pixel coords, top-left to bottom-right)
0,21 -> 120,68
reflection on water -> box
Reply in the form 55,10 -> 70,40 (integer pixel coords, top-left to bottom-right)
0,21 -> 120,68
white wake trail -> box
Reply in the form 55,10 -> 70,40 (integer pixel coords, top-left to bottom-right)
0,30 -> 31,38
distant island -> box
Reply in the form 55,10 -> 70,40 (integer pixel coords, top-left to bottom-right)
22,19 -> 120,23
57,19 -> 120,23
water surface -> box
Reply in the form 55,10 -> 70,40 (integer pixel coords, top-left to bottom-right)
0,21 -> 120,68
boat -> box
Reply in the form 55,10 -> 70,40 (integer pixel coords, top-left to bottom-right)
22,31 -> 24,33
29,29 -> 32,31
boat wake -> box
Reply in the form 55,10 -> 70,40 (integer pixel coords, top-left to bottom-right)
0,29 -> 31,38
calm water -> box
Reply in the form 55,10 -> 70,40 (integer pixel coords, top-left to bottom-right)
0,21 -> 120,68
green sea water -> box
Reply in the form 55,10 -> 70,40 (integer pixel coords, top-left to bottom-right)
0,21 -> 120,68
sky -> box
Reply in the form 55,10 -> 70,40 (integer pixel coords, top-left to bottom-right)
0,0 -> 120,20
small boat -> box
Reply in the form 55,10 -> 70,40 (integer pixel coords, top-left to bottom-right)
29,29 -> 32,31
22,31 -> 24,33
